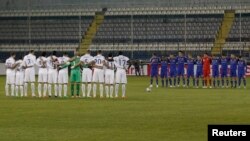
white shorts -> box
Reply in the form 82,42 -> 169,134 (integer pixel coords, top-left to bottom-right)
48,69 -> 58,84
24,68 -> 35,82
82,68 -> 92,83
38,68 -> 48,83
92,68 -> 104,83
6,71 -> 15,85
105,69 -> 115,84
15,71 -> 24,85
58,70 -> 68,84
116,68 -> 127,84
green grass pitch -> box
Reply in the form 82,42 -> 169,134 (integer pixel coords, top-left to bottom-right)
0,76 -> 249,141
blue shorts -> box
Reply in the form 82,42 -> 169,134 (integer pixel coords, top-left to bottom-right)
230,70 -> 237,77
169,70 -> 176,77
238,72 -> 245,78
196,71 -> 203,78
177,68 -> 184,76
187,70 -> 194,77
212,70 -> 219,77
151,70 -> 158,77
220,69 -> 228,77
160,70 -> 168,78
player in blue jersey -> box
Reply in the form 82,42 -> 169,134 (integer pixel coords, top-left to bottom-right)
169,54 -> 177,87
211,55 -> 220,88
186,54 -> 195,87
160,56 -> 168,87
195,55 -> 204,88
220,54 -> 229,88
237,56 -> 247,88
150,53 -> 160,88
176,51 -> 187,87
229,54 -> 238,88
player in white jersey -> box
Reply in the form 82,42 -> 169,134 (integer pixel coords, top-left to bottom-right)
47,51 -> 58,97
92,50 -> 105,98
80,50 -> 94,98
23,50 -> 36,97
57,52 -> 70,97
36,52 -> 48,98
5,52 -> 20,96
104,53 -> 115,98
15,58 -> 25,97
113,51 -> 130,98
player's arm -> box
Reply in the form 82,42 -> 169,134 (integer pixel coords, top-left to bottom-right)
68,56 -> 76,62
103,60 -> 110,69
36,58 -> 42,68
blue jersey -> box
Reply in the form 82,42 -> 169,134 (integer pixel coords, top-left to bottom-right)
230,58 -> 238,71
150,56 -> 160,71
150,56 -> 160,77
212,58 -> 220,77
237,60 -> 246,74
176,56 -> 186,75
221,58 -> 228,70
161,60 -> 168,72
187,58 -> 194,77
212,58 -> 219,71
176,56 -> 186,69
160,60 -> 168,77
196,59 -> 203,77
169,58 -> 177,77
187,58 -> 194,72
230,58 -> 238,77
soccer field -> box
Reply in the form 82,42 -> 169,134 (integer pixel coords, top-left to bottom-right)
0,76 -> 249,141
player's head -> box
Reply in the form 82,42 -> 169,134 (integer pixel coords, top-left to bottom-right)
10,52 -> 16,58
152,53 -> 156,56
188,54 -> 192,58
86,50 -> 91,54
230,54 -> 235,58
108,53 -> 113,61
63,52 -> 68,57
238,55 -> 242,60
41,52 -> 46,57
97,50 -> 102,55
118,51 -> 123,56
170,54 -> 174,58
178,51 -> 183,57
161,55 -> 166,61
74,51 -> 80,56
52,51 -> 57,56
197,55 -> 201,60
29,50 -> 34,54
203,52 -> 208,57
221,53 -> 226,58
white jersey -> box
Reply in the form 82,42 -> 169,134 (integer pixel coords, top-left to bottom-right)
80,54 -> 94,65
23,54 -> 36,68
105,60 -> 115,70
5,57 -> 16,74
15,60 -> 25,85
36,57 -> 47,68
47,55 -> 58,69
113,55 -> 129,69
94,54 -> 105,67
58,56 -> 70,84
16,60 -> 25,72
58,56 -> 70,71
5,57 -> 16,84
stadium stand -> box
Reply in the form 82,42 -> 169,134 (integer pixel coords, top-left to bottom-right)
0,4 -> 250,61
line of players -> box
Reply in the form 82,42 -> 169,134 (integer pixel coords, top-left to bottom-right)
150,51 -> 247,88
5,50 -> 129,98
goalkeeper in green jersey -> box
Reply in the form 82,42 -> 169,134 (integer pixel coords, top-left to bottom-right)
68,51 -> 82,98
